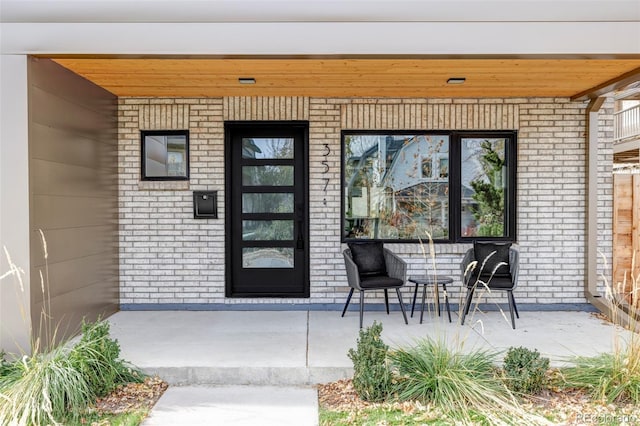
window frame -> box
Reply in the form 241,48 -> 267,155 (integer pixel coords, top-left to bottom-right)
141,129 -> 190,181
341,130 -> 517,244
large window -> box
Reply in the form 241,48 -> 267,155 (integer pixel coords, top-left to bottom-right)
342,131 -> 516,242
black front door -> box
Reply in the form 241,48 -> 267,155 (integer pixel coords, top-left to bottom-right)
225,122 -> 309,297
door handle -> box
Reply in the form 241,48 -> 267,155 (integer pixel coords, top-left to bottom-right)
297,220 -> 304,250
295,202 -> 304,249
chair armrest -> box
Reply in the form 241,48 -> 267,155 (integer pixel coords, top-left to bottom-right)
383,248 -> 407,282
460,248 -> 475,285
343,249 -> 363,290
509,247 -> 519,289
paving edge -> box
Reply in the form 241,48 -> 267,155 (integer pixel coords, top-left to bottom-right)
142,366 -> 353,386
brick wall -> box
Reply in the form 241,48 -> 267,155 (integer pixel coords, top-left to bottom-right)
118,97 -> 612,308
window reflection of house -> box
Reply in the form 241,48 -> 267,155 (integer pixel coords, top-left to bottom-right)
344,134 -> 449,239
344,131 -> 515,241
142,131 -> 188,179
242,138 -> 262,158
381,135 -> 450,239
145,135 -> 169,176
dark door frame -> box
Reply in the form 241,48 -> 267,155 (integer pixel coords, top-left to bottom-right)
224,120 -> 310,298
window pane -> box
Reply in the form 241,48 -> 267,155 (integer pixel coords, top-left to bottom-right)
242,166 -> 294,186
242,138 -> 294,159
143,132 -> 188,179
242,193 -> 294,213
243,248 -> 294,268
343,134 -> 449,240
242,220 -> 294,241
461,138 -> 507,237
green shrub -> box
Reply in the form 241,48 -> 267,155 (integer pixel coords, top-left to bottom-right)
389,338 -> 542,424
0,320 -> 145,425
69,320 -> 143,398
557,313 -> 640,404
0,350 -> 21,390
390,338 -> 503,404
347,321 -> 391,402
502,346 -> 550,394
0,350 -> 11,377
0,346 -> 92,426
560,352 -> 640,404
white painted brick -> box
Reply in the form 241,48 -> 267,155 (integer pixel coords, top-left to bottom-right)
119,97 -> 613,306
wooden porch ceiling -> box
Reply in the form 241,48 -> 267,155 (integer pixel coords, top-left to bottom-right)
51,58 -> 640,99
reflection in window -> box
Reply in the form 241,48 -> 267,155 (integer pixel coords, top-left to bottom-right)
461,138 -> 507,237
243,248 -> 294,268
242,166 -> 294,186
342,131 -> 516,242
242,220 -> 294,241
141,130 -> 189,180
344,134 -> 449,240
242,193 -> 294,213
242,138 -> 294,159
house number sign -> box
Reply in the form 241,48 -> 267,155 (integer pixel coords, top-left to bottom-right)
322,144 -> 330,205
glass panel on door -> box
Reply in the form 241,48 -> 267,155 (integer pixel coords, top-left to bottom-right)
242,248 -> 294,269
242,220 -> 294,241
242,138 -> 294,159
242,193 -> 294,213
242,166 -> 294,186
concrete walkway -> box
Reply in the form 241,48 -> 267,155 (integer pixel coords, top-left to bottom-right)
106,309 -> 631,425
143,385 -> 318,426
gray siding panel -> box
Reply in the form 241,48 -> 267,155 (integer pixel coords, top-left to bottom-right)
30,123 -> 105,169
31,195 -> 111,230
31,85 -> 115,134
31,280 -> 119,336
28,57 -> 118,344
28,57 -> 117,109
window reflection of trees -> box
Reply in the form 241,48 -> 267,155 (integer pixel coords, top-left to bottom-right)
241,138 -> 296,242
461,139 -> 506,237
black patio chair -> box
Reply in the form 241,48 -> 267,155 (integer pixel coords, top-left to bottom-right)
460,242 -> 520,329
342,241 -> 409,328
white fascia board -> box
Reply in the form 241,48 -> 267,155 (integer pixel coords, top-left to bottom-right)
2,22 -> 640,55
1,0 -> 639,23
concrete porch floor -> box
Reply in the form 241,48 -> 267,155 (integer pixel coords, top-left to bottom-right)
107,308 -> 631,387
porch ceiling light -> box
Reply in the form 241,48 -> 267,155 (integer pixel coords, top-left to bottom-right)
238,77 -> 256,84
447,77 -> 466,84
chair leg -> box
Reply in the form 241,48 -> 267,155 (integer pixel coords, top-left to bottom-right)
463,287 -> 474,315
419,282 -> 428,324
395,288 -> 408,325
384,289 -> 390,315
443,283 -> 452,323
341,288 -> 354,317
461,288 -> 474,326
411,283 -> 419,317
510,291 -> 520,318
359,290 -> 365,329
507,290 -> 516,329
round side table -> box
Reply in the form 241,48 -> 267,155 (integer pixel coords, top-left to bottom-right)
408,275 -> 453,324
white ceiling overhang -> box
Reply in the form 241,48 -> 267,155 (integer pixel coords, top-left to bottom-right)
1,0 -> 639,56
1,0 -> 639,23
1,0 -> 639,100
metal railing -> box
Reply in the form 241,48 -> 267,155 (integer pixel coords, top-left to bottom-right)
614,104 -> 640,142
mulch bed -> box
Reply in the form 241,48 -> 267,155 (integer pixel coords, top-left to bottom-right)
318,378 -> 640,425
90,376 -> 168,416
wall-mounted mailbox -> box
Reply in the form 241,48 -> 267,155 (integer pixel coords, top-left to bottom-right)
193,191 -> 218,219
